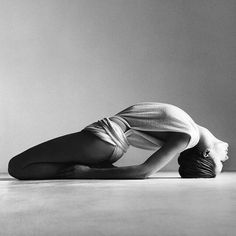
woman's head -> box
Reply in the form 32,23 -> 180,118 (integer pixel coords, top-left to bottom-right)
178,126 -> 229,178
178,148 -> 217,178
184,126 -> 230,178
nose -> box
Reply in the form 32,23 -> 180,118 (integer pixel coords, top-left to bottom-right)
225,142 -> 229,153
224,142 -> 229,150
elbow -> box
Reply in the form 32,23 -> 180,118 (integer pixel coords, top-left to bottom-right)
135,164 -> 150,179
139,175 -> 149,180
141,172 -> 151,179
133,173 -> 147,179
139,163 -> 158,179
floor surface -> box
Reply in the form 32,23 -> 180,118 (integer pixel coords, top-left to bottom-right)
1,172 -> 236,236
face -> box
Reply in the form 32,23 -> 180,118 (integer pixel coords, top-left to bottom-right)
208,141 -> 229,174
211,141 -> 229,162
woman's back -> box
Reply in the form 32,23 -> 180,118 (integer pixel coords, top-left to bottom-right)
113,102 -> 200,151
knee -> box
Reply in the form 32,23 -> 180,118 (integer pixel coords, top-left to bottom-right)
8,155 -> 25,180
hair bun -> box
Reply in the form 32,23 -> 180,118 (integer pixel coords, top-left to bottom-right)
178,148 -> 216,178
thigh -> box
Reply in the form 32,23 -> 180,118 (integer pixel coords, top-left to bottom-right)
11,130 -> 115,168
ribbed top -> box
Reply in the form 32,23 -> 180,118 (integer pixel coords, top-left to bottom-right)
114,102 -> 200,150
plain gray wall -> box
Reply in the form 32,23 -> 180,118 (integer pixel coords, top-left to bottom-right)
1,0 -> 235,173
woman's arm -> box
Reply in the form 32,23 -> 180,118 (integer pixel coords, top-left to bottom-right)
58,133 -> 189,179
142,133 -> 190,177
58,163 -> 146,179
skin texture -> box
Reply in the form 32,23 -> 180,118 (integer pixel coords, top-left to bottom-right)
8,123 -> 229,180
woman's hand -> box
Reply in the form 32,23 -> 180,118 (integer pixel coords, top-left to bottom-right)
58,164 -> 90,179
58,163 -> 147,179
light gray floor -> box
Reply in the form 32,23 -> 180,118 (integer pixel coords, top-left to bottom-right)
1,172 -> 236,236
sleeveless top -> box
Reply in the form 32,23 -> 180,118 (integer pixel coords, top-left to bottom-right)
84,102 -> 200,162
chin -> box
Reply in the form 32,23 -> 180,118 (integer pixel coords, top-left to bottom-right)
215,165 -> 223,175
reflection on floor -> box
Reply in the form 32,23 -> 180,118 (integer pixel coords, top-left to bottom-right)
1,172 -> 236,236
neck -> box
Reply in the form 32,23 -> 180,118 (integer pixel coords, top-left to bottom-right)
196,125 -> 216,152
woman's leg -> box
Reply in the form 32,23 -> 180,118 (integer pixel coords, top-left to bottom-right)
8,130 -> 115,180
8,162 -> 73,180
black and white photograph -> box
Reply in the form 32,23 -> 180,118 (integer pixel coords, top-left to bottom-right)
0,0 -> 236,235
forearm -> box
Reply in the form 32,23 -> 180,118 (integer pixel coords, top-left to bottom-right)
141,134 -> 190,177
85,164 -> 147,179
59,164 -> 147,179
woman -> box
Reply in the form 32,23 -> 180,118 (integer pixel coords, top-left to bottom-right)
8,102 -> 229,180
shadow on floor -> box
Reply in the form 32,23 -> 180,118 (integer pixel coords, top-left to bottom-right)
0,178 -> 15,181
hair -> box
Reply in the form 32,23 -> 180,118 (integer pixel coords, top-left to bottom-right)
178,147 -> 216,178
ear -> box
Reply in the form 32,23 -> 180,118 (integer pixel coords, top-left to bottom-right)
203,149 -> 210,157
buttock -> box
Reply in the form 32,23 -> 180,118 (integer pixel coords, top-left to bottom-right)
83,118 -> 130,163
79,130 -> 116,164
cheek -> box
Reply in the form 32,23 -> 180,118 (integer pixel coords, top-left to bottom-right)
218,150 -> 227,161
213,148 -> 225,160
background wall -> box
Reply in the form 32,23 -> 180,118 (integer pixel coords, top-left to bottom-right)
0,0 -> 235,173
